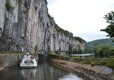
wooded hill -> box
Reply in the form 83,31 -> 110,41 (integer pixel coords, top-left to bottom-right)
87,38 -> 114,48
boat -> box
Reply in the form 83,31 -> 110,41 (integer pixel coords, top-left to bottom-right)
20,54 -> 37,68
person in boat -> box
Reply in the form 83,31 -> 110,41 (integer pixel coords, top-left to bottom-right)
30,55 -> 34,59
27,52 -> 29,56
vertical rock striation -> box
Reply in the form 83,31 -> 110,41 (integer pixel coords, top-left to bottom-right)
0,0 -> 86,53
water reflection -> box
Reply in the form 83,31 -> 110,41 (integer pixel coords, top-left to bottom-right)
19,69 -> 37,80
0,60 -> 84,80
59,73 -> 83,80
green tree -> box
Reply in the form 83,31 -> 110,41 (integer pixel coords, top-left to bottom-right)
34,44 -> 38,54
85,44 -> 93,53
68,44 -> 73,55
93,44 -> 97,57
110,47 -> 114,56
101,11 -> 114,39
72,48 -> 78,54
48,47 -> 51,54
93,44 -> 111,58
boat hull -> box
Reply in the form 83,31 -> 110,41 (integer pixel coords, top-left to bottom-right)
20,55 -> 38,68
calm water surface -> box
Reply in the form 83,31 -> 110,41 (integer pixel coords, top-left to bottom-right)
0,60 -> 86,80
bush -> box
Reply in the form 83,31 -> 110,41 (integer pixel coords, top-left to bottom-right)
48,47 -> 51,54
23,9 -> 28,14
35,6 -> 38,10
75,56 -> 80,59
34,44 -> 38,54
6,1 -> 14,11
106,59 -> 114,69
91,62 -> 96,66
95,61 -> 107,65
55,51 -> 60,55
84,58 -> 93,64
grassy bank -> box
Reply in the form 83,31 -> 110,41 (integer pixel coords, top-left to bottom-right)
82,58 -> 114,69
49,54 -> 114,69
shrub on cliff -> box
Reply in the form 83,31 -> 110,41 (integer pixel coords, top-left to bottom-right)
34,44 -> 38,54
48,47 -> 51,54
6,1 -> 14,11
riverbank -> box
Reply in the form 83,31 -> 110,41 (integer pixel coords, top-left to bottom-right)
0,54 -> 38,71
50,59 -> 114,80
0,54 -> 24,71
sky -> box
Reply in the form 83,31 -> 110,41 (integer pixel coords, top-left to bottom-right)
47,0 -> 114,42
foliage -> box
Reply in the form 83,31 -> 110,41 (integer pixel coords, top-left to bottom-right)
101,11 -> 114,38
54,24 -> 73,37
110,46 -> 114,56
67,44 -> 85,55
55,51 -> 61,55
93,44 -> 111,58
23,9 -> 28,14
19,0 -> 22,3
85,44 -> 93,53
83,58 -> 114,69
6,1 -> 14,11
84,58 -> 93,64
106,59 -> 114,69
91,62 -> 95,66
68,44 -> 73,54
74,37 -> 86,43
48,47 -> 51,54
72,49 -> 78,54
54,23 -> 86,43
44,0 -> 47,5
35,6 -> 38,10
74,56 -> 80,59
87,38 -> 114,48
34,44 -> 38,54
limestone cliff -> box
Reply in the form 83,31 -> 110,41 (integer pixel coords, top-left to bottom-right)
0,0 -> 86,53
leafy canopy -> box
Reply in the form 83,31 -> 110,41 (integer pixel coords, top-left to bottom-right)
101,11 -> 114,38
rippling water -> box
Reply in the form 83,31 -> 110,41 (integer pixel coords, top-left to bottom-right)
0,60 -> 86,80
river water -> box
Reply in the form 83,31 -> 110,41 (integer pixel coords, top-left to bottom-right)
0,60 -> 87,80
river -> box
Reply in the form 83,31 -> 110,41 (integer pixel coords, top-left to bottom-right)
0,60 -> 87,80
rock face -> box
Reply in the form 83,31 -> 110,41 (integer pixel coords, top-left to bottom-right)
0,0 -> 86,53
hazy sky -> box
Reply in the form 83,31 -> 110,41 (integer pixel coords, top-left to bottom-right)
47,0 -> 114,42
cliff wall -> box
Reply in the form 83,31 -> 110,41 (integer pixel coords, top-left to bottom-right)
0,0 -> 86,53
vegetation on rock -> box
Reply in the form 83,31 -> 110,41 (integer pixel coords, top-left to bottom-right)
34,44 -> 38,54
54,23 -> 86,43
48,47 -> 51,54
6,1 -> 14,11
23,9 -> 28,14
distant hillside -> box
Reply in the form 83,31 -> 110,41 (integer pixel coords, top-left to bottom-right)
87,38 -> 114,48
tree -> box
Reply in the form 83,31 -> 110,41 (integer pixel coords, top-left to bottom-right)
85,44 -> 93,53
68,44 -> 73,55
110,47 -> 114,56
72,48 -> 78,54
48,47 -> 51,54
34,44 -> 38,54
93,44 -> 111,58
93,44 -> 98,57
101,11 -> 114,38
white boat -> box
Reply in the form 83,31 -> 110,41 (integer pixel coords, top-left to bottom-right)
20,55 -> 37,68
